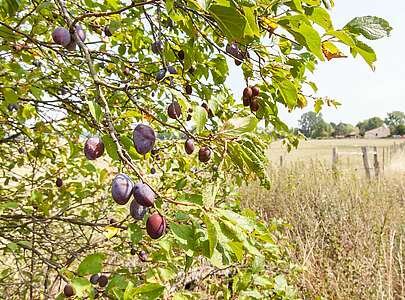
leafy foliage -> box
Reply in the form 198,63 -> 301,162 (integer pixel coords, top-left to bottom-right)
0,0 -> 389,299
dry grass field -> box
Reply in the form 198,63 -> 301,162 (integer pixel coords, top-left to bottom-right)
242,139 -> 405,299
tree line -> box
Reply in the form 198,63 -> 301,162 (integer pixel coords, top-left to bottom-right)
296,111 -> 405,138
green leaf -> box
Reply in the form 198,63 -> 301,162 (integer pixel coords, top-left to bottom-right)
71,278 -> 93,298
126,283 -> 165,300
2,88 -> 18,104
220,116 -> 258,137
344,16 -> 392,40
272,77 -> 298,108
87,101 -> 103,123
101,134 -> 119,160
208,4 -> 246,41
128,223 -> 143,245
352,39 -> 376,70
77,253 -> 106,276
243,7 -> 260,38
326,30 -> 355,47
305,7 -> 333,30
203,215 -> 218,258
209,55 -> 228,84
192,106 -> 207,133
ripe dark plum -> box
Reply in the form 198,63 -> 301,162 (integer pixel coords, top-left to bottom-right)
151,40 -> 163,54
104,26 -> 113,37
251,86 -> 260,97
111,174 -> 134,205
225,42 -> 239,57
243,87 -> 252,99
250,99 -> 259,112
56,178 -> 63,187
167,66 -> 177,74
52,27 -> 71,47
146,213 -> 166,239
185,85 -> 192,95
130,199 -> 148,220
138,250 -> 148,262
133,124 -> 156,155
167,101 -> 182,119
156,69 -> 166,81
198,147 -> 211,163
243,97 -> 251,107
184,139 -> 195,155
97,275 -> 108,287
84,137 -> 104,160
133,183 -> 155,207
178,49 -> 185,60
63,284 -> 75,297
90,274 -> 99,285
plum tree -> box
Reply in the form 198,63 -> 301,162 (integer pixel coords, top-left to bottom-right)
52,27 -> 71,46
111,174 -> 134,205
0,1 -> 391,299
56,178 -> 63,188
132,124 -> 156,155
97,275 -> 108,287
133,182 -> 155,207
84,137 -> 104,160
63,284 -> 74,297
90,274 -> 100,285
198,147 -> 211,163
167,101 -> 182,119
129,199 -> 147,220
146,213 -> 166,239
184,139 -> 195,155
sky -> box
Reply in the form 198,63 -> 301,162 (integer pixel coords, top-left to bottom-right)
227,0 -> 405,128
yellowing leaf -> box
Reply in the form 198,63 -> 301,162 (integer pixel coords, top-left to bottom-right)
321,41 -> 347,61
297,94 -> 307,108
104,226 -> 120,239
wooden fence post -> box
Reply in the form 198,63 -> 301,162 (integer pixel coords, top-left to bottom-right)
382,147 -> 385,172
332,147 -> 338,167
373,146 -> 380,178
361,146 -> 371,179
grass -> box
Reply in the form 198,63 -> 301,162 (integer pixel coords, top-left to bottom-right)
241,140 -> 405,299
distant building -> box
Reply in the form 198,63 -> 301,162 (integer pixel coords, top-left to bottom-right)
364,124 -> 390,139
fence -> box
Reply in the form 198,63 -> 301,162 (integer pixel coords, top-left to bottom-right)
331,142 -> 405,179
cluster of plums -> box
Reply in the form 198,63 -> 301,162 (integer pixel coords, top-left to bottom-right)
52,25 -> 86,51
243,86 -> 260,112
63,274 -> 108,297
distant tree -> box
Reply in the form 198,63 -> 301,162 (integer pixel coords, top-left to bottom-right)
385,111 -> 405,135
385,111 -> 405,127
356,117 -> 384,135
394,124 -> 405,135
334,122 -> 355,137
299,112 -> 331,138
